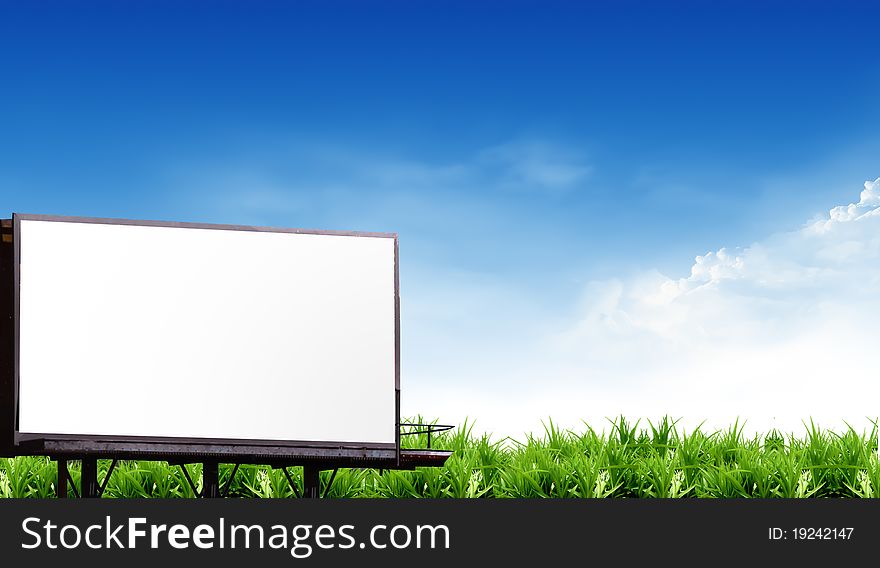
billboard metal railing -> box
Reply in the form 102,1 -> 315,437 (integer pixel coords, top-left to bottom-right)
399,422 -> 455,450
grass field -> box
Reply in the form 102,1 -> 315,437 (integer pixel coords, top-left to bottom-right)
2,417 -> 879,498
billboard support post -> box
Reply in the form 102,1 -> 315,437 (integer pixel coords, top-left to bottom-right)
56,459 -> 68,498
303,464 -> 320,498
81,458 -> 98,498
203,461 -> 219,498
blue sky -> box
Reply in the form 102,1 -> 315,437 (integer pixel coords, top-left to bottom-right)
3,1 -> 880,436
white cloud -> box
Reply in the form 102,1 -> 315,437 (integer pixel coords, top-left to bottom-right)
812,178 -> 880,228
408,178 -> 880,437
477,140 -> 594,193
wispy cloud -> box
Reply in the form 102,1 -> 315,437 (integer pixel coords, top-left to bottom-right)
169,138 -> 595,222
477,140 -> 594,195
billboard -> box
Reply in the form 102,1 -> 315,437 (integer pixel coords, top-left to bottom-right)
4,214 -> 399,459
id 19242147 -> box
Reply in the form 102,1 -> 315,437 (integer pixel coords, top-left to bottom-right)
768,527 -> 854,541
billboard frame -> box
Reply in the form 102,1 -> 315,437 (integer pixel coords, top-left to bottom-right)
5,213 -> 402,464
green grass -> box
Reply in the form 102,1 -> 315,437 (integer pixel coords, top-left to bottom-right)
2,417 -> 879,498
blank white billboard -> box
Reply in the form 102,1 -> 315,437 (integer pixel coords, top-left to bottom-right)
16,216 -> 397,446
